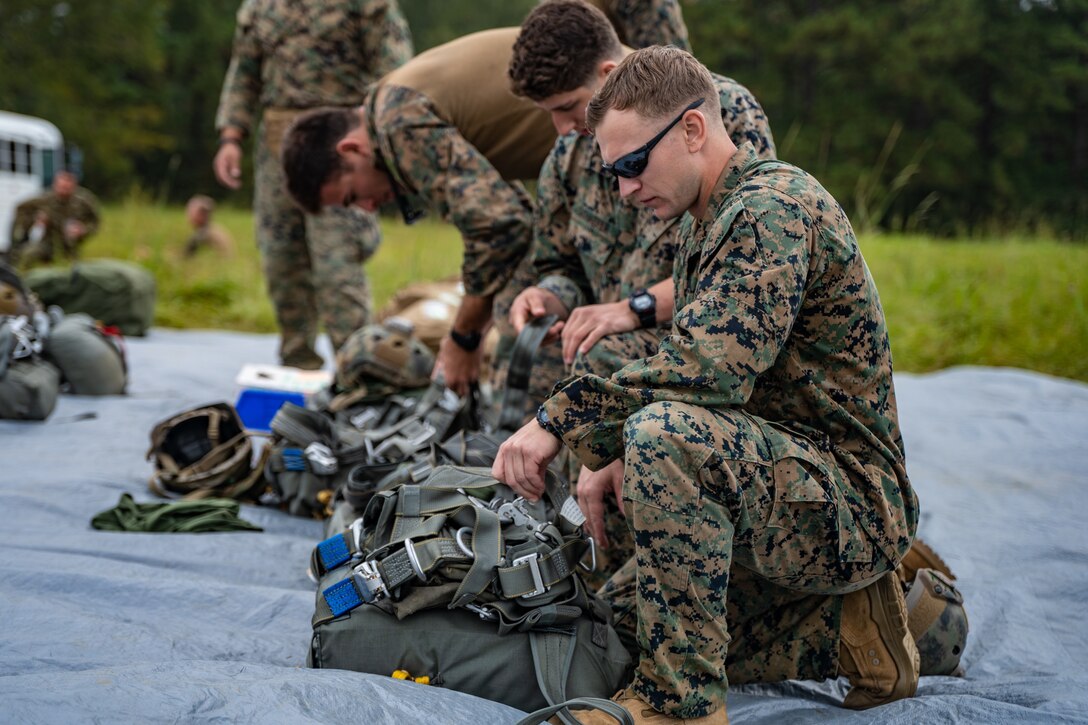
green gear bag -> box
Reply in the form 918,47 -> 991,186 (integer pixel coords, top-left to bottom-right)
25,259 -> 156,336
0,315 -> 60,421
44,313 -> 127,395
0,357 -> 61,420
308,466 -> 631,723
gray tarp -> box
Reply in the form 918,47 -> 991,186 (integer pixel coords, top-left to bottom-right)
1,329 -> 1087,724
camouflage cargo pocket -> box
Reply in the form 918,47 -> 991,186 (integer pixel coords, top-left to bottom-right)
762,423 -> 872,583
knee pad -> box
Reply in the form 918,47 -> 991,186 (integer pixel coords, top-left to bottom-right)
906,568 -> 969,676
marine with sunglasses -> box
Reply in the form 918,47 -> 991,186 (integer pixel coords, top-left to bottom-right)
506,0 -> 775,580
494,46 -> 921,722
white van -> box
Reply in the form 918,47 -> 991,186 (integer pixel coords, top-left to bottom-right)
0,111 -> 66,255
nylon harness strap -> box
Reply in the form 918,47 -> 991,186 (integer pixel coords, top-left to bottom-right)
498,314 -> 559,431
514,696 -> 634,725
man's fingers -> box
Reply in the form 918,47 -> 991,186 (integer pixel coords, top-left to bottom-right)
578,325 -> 607,356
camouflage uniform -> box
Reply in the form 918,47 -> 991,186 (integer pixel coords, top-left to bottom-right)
535,74 -> 777,573
586,0 -> 691,51
8,187 -> 100,268
215,0 -> 412,368
364,29 -> 557,392
540,143 -> 918,717
183,223 -> 233,257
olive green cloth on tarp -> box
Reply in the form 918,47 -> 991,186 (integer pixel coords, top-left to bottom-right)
91,493 -> 262,533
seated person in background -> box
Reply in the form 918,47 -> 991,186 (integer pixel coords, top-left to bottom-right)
183,195 -> 234,258
9,171 -> 100,269
494,46 -> 920,723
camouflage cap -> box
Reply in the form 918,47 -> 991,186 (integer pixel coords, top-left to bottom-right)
335,318 -> 435,396
906,568 -> 969,677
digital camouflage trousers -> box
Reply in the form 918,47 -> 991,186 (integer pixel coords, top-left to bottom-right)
599,400 -> 893,718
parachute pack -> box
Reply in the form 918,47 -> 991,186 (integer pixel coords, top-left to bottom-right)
309,465 -> 632,723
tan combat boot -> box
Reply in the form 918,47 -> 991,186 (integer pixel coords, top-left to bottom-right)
563,688 -> 729,724
839,571 -> 920,709
898,537 -> 956,585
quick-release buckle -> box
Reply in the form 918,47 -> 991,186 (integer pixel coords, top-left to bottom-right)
513,553 -> 547,599
496,500 -> 535,528
305,442 -> 339,475
350,408 -> 382,430
352,560 -> 389,603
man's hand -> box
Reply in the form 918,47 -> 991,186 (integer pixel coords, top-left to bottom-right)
63,220 -> 86,241
509,286 -> 568,341
492,419 -> 562,502
213,141 -> 244,190
435,334 -> 483,397
561,300 -> 639,365
575,460 -> 624,548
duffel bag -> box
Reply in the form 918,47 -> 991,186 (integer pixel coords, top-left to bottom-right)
44,312 -> 127,395
25,258 -> 156,336
0,315 -> 60,421
308,466 -> 630,723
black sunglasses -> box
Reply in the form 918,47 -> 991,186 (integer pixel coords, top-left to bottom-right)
601,97 -> 706,179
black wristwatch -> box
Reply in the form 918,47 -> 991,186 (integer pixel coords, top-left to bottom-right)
628,288 -> 656,329
449,328 -> 482,352
536,406 -> 563,441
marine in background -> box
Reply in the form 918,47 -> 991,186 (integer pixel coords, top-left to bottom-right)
213,0 -> 413,369
586,0 -> 690,51
183,195 -> 235,258
7,171 -> 100,269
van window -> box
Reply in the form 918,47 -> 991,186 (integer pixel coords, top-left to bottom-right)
5,140 -> 33,175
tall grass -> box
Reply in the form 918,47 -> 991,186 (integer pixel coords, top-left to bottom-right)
87,199 -> 1088,382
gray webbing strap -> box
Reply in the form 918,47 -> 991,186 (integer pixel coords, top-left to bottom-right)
497,538 -> 584,599
270,404 -> 332,447
498,314 -> 559,431
529,629 -> 578,725
514,696 -> 634,725
378,537 -> 471,590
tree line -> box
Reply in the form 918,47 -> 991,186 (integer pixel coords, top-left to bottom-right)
1,0 -> 1085,239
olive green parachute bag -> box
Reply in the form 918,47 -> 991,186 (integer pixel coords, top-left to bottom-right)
25,259 -> 156,336
308,465 -> 632,724
43,313 -> 127,395
0,315 -> 61,421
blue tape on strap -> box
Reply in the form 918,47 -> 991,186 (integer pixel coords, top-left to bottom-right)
283,448 -> 307,472
317,535 -> 351,572
324,578 -> 363,617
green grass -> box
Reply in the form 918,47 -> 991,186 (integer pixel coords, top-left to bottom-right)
860,234 -> 1088,381
87,200 -> 1088,381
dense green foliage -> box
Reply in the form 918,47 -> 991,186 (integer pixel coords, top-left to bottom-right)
687,0 -> 1088,239
2,0 -> 1085,238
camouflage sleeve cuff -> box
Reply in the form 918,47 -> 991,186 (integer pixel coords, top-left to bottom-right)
542,376 -> 641,471
537,275 -> 586,314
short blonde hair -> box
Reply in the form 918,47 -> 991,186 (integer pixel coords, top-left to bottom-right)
586,46 -> 718,131
186,194 -> 215,213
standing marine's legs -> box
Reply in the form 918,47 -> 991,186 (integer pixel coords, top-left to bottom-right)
254,129 -> 322,369
305,205 -> 380,351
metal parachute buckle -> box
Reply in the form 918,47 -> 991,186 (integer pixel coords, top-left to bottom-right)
352,560 -> 389,603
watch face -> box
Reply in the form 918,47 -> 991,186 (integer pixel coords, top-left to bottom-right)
631,294 -> 653,312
